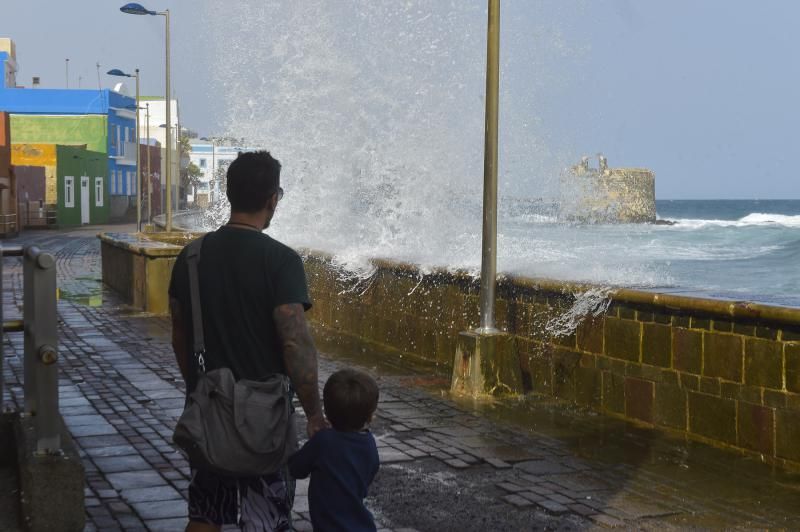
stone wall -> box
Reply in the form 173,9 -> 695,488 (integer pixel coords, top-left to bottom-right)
599,169 -> 656,223
560,159 -> 656,223
99,232 -> 199,315
95,230 -> 800,470
304,253 -> 800,471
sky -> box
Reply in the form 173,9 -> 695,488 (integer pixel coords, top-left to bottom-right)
1,0 -> 798,199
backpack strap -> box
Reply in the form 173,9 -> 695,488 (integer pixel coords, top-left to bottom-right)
185,236 -> 207,371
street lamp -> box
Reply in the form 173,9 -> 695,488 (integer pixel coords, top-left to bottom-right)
144,103 -> 152,225
120,2 -> 172,232
451,0 -> 511,398
479,0 -> 500,333
159,123 -> 182,214
108,68 -> 142,232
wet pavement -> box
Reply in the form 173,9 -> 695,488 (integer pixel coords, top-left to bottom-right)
1,226 -> 799,531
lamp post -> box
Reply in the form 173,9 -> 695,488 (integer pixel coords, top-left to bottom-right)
450,0 -> 519,398
145,102 -> 152,224
479,0 -> 500,333
107,68 -> 142,232
159,122 -> 181,213
158,124 -> 180,215
120,2 -> 172,232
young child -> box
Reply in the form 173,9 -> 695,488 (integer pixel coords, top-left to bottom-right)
289,368 -> 380,532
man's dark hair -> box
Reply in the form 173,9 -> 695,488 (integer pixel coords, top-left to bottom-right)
226,150 -> 281,213
323,369 -> 379,431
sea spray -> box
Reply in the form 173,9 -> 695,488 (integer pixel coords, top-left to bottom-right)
544,287 -> 613,338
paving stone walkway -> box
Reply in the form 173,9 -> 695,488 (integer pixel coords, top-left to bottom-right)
1,227 -> 799,531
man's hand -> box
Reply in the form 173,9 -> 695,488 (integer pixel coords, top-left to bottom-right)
273,303 -> 324,433
306,413 -> 329,438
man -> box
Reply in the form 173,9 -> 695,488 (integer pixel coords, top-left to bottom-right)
169,151 -> 326,532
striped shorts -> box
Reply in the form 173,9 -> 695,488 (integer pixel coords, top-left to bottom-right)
188,467 -> 295,531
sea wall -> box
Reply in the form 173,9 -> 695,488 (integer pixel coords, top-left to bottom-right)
99,232 -> 200,315
304,253 -> 800,471
97,231 -> 800,471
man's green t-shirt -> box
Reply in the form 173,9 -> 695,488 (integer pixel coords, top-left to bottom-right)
168,226 -> 311,391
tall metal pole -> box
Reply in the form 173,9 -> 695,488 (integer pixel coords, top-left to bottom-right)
175,113 -> 181,212
135,69 -> 141,232
146,103 -> 152,224
479,0 -> 500,332
65,58 -> 69,88
162,9 -> 172,232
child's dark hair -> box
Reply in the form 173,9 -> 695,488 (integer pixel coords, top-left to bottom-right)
323,369 -> 379,431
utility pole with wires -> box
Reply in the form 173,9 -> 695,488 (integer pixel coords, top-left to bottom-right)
96,62 -> 101,89
65,58 -> 69,88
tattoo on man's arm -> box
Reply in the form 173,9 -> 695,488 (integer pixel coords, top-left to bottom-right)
274,303 -> 322,419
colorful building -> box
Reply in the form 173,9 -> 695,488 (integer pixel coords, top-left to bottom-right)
0,111 -> 15,235
55,145 -> 108,226
139,97 -> 179,213
0,38 -> 137,226
0,38 -> 17,89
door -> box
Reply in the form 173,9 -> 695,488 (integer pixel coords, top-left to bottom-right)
80,176 -> 90,224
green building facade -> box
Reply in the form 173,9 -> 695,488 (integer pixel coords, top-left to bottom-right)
10,114 -> 108,151
56,145 -> 108,226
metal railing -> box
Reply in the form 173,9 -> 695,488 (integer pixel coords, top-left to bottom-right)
0,244 -> 60,454
0,214 -> 17,236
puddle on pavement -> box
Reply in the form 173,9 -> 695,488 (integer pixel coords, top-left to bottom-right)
313,332 -> 800,521
445,390 -> 800,518
329,347 -> 800,518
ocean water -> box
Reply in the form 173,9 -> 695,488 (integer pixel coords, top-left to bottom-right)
234,198 -> 797,309
492,199 -> 800,308
194,1 -> 799,309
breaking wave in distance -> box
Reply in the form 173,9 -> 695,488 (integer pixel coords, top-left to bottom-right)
664,213 -> 800,229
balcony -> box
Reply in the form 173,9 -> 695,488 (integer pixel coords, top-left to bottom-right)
110,141 -> 138,166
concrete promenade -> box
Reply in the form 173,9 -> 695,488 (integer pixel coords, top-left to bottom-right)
1,227 -> 798,531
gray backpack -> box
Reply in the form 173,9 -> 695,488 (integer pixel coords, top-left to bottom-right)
172,236 -> 297,476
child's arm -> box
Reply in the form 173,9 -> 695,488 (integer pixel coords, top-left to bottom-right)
366,432 -> 380,483
288,431 -> 323,479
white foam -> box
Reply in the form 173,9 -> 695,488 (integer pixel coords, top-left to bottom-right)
665,213 -> 800,229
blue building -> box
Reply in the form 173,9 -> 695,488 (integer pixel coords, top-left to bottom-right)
0,41 -> 138,222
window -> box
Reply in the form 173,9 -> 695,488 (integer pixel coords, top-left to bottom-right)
64,176 -> 75,208
199,158 -> 207,168
95,177 -> 104,207
116,170 -> 122,195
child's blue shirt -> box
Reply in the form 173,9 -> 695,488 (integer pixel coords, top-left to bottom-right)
288,428 -> 380,532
